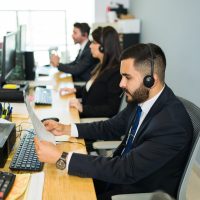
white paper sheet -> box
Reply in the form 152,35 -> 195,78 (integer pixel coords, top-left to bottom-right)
25,97 -> 56,144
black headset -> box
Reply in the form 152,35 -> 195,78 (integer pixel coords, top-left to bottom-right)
143,44 -> 155,88
99,27 -> 104,53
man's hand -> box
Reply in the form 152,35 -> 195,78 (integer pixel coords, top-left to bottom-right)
43,120 -> 71,136
50,54 -> 60,67
34,137 -> 62,164
69,98 -> 83,113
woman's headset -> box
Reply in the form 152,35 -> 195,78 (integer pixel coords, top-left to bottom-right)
99,27 -> 104,53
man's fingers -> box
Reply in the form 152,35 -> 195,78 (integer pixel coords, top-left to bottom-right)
34,137 -> 40,152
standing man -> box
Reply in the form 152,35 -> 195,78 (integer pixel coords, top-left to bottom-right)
50,22 -> 98,82
35,43 -> 193,200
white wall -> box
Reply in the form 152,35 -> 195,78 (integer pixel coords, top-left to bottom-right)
129,0 -> 200,106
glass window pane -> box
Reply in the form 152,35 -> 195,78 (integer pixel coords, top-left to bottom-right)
18,10 -> 67,51
0,11 -> 17,42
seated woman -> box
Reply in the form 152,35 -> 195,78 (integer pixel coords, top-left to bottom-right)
60,26 -> 122,118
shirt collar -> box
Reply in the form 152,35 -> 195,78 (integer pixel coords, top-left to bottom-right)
139,85 -> 165,114
80,39 -> 89,51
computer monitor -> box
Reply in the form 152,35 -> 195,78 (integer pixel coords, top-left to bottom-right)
16,25 -> 27,52
19,25 -> 27,52
0,32 -> 16,86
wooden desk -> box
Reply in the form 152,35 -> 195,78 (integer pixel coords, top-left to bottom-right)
1,72 -> 97,200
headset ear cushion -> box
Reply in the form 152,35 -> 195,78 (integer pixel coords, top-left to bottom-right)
143,75 -> 155,88
99,45 -> 104,53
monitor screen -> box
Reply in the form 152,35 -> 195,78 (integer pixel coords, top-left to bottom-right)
1,32 -> 16,84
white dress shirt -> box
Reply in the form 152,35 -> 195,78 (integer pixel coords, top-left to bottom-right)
79,39 -> 89,55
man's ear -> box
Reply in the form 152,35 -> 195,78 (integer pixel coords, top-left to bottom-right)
152,73 -> 159,87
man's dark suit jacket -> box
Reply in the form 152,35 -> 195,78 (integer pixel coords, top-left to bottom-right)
75,66 -> 122,118
68,85 -> 193,199
58,41 -> 98,82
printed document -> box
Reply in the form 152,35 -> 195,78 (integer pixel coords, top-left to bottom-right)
25,97 -> 55,144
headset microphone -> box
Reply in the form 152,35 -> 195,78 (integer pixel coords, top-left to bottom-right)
120,91 -> 125,98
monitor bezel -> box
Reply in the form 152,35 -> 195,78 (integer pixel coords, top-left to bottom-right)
1,32 -> 16,85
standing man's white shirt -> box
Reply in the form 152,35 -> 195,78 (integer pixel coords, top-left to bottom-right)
79,39 -> 89,55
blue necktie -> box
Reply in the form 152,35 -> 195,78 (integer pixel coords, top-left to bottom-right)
121,105 -> 142,155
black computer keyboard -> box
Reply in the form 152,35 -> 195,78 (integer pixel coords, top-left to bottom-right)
34,87 -> 52,105
9,131 -> 44,171
0,171 -> 16,200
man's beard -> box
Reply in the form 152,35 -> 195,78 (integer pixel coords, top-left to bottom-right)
124,84 -> 149,104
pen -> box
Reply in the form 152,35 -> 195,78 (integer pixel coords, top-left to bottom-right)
8,107 -> 13,115
0,103 -> 2,117
4,107 -> 13,120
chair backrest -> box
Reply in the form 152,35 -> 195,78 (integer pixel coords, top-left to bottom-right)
177,97 -> 200,200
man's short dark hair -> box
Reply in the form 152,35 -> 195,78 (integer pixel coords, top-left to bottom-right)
74,22 -> 90,37
120,43 -> 166,83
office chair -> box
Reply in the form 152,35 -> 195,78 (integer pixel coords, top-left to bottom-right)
111,97 -> 200,200
112,191 -> 174,200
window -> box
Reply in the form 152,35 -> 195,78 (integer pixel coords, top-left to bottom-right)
0,1 -> 95,64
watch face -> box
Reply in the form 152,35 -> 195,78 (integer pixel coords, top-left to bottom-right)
56,159 -> 66,170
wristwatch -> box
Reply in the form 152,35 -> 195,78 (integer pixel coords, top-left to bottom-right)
56,152 -> 68,170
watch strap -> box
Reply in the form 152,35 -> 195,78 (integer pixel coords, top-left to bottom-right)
61,152 -> 68,159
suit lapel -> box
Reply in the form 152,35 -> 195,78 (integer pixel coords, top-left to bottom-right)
80,41 -> 90,57
75,41 -> 90,61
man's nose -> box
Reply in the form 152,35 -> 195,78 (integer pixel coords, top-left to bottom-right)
119,77 -> 126,89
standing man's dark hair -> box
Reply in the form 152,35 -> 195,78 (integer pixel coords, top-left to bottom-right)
74,22 -> 90,37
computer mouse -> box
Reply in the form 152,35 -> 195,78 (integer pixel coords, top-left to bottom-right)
41,117 -> 59,122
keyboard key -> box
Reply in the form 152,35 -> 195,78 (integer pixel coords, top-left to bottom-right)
0,171 -> 16,199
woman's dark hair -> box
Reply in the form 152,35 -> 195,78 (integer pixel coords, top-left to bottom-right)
91,26 -> 121,75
